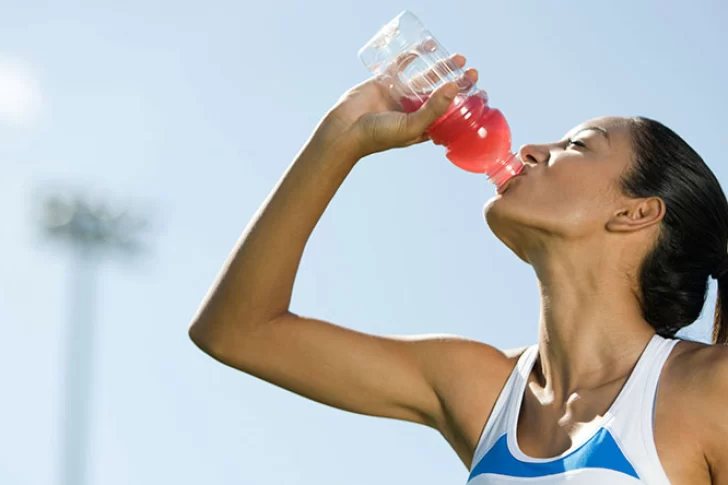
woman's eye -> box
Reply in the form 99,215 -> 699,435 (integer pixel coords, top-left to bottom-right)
567,138 -> 586,148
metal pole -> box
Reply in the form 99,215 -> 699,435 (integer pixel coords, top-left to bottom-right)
59,246 -> 96,485
41,193 -> 147,485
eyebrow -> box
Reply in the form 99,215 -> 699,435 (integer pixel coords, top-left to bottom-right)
575,126 -> 611,145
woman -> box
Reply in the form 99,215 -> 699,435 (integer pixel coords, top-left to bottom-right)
188,55 -> 728,484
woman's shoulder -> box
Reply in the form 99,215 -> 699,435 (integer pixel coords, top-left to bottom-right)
663,338 -> 728,394
661,338 -> 728,477
657,338 -> 728,442
666,337 -> 728,377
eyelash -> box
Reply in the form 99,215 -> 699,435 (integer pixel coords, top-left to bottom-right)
567,138 -> 586,148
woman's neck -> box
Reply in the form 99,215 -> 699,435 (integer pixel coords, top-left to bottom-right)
530,244 -> 656,403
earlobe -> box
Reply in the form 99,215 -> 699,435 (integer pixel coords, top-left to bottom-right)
606,197 -> 665,233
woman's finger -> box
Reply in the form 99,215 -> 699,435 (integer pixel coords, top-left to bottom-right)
408,54 -> 467,91
465,67 -> 478,85
403,82 -> 459,138
384,53 -> 466,92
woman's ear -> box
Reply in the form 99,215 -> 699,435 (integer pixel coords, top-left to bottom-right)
606,197 -> 665,233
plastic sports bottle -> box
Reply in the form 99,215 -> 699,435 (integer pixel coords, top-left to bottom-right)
359,11 -> 524,188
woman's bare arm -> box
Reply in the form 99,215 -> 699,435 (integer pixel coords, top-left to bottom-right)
189,69 -> 512,431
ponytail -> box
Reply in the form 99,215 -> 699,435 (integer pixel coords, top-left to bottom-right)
714,272 -> 728,344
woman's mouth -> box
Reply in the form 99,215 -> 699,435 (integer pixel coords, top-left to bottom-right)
496,174 -> 522,195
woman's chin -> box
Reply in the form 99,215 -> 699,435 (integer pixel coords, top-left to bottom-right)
483,194 -> 499,215
484,198 -> 510,236
483,193 -> 512,225
483,195 -> 531,238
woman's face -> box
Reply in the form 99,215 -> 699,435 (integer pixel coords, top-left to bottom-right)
485,116 -> 637,258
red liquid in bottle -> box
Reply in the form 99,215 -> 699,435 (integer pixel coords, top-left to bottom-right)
401,92 -> 523,184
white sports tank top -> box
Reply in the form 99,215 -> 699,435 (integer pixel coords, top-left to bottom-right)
468,334 -> 679,485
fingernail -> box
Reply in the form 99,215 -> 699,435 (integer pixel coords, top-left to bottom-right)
443,84 -> 458,99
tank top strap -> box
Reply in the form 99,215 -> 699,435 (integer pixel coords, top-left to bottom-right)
638,334 -> 679,407
502,344 -> 540,430
600,334 -> 678,485
469,344 -> 539,470
515,344 -> 539,381
606,334 -> 678,423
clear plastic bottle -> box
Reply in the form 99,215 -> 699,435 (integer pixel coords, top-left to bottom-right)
359,11 -> 524,188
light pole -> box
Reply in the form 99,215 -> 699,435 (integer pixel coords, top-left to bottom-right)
41,192 -> 147,485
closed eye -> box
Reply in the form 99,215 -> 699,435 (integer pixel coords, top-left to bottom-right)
567,138 -> 586,148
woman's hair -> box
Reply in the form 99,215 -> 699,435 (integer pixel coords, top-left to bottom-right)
621,117 -> 728,344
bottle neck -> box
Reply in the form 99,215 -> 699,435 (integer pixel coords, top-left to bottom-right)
488,152 -> 524,189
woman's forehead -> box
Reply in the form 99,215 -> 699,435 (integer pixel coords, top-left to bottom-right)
568,116 -> 631,137
566,116 -> 633,149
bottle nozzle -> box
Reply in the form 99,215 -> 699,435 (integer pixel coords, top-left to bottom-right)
488,153 -> 525,189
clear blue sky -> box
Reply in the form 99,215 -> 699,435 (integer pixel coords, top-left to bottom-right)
1,1 -> 727,484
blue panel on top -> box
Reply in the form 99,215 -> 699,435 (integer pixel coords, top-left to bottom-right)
469,428 -> 639,480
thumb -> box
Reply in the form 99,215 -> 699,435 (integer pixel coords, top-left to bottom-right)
404,83 -> 459,137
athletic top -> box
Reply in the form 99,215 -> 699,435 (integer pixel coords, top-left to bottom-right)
467,334 -> 679,484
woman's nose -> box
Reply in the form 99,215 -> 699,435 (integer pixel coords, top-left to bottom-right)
518,143 -> 550,166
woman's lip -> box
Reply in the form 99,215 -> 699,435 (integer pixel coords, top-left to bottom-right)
496,174 -> 522,195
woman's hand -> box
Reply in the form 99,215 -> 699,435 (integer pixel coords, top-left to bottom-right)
315,54 -> 479,160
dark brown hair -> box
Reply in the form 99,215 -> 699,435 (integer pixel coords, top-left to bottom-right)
622,117 -> 728,344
